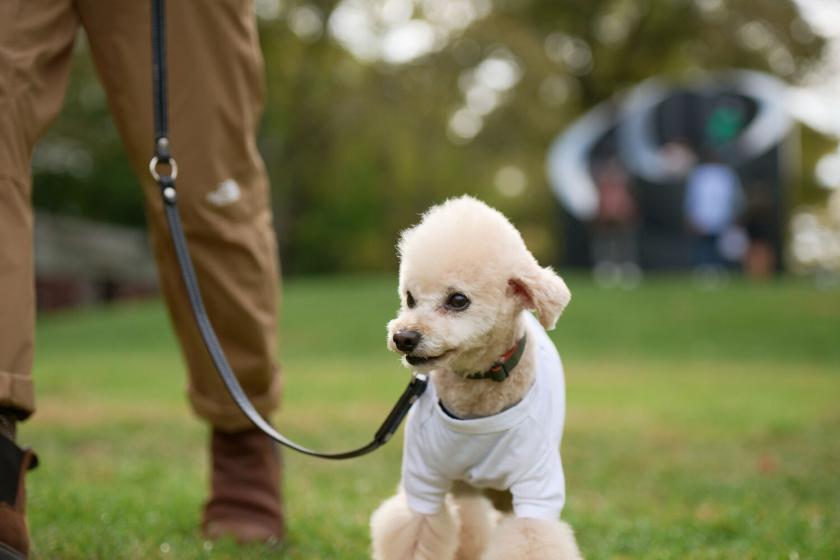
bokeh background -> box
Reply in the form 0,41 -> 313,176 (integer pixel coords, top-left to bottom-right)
20,0 -> 840,558
32,0 -> 840,295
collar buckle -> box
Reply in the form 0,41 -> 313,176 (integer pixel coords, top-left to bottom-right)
466,335 -> 527,383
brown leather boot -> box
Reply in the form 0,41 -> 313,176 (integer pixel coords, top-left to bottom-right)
0,434 -> 38,560
201,428 -> 285,544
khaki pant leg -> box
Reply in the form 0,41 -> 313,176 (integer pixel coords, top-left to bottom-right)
77,0 -> 281,431
0,0 -> 79,418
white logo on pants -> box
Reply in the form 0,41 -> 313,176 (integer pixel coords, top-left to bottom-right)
207,179 -> 242,207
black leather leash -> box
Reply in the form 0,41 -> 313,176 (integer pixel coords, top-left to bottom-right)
148,0 -> 426,459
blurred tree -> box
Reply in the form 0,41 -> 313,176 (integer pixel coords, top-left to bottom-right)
34,0 -> 827,274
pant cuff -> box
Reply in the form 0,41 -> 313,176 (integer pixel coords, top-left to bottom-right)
187,372 -> 282,432
0,371 -> 35,419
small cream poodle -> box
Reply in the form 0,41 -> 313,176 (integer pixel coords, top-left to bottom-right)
370,196 -> 583,560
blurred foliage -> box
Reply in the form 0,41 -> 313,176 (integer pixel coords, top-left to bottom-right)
34,0 -> 828,274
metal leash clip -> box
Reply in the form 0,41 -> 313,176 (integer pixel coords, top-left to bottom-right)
149,137 -> 178,203
149,155 -> 178,182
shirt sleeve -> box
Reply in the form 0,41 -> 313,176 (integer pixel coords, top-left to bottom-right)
400,416 -> 451,515
510,444 -> 566,520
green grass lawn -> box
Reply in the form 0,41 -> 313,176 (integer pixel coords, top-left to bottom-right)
22,274 -> 840,559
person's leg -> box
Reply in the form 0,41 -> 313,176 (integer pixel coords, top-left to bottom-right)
0,0 -> 79,556
76,0 -> 280,432
0,0 -> 79,423
76,0 -> 284,542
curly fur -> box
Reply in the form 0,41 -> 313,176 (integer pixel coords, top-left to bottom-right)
371,492 -> 460,560
481,517 -> 582,560
452,494 -> 500,560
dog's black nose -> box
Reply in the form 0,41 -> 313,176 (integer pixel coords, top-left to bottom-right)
393,330 -> 421,353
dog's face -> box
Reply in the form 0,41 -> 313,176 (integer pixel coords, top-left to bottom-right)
387,196 -> 571,374
387,272 -> 515,373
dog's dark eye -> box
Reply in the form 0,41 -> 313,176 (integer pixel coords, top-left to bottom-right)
445,292 -> 470,311
406,291 -> 416,309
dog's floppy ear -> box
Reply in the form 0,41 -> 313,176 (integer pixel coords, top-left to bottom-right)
508,265 -> 571,330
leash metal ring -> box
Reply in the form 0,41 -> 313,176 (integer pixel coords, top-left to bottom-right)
149,155 -> 179,182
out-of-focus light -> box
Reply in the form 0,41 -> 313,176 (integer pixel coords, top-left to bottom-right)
792,211 -> 819,233
768,47 -> 795,76
329,0 -> 490,65
544,33 -> 592,75
466,85 -> 498,115
452,48 -> 518,131
695,0 -> 723,13
544,33 -> 564,63
382,20 -> 437,64
421,0 -> 490,33
495,165 -> 527,197
794,0 -> 840,39
539,74 -> 573,108
256,0 -> 282,20
790,206 -> 840,272
422,0 -> 474,33
289,5 -> 324,42
795,230 -> 824,263
595,13 -> 630,45
328,1 -> 379,61
380,0 -> 413,25
474,51 -> 522,91
789,88 -> 840,139
738,20 -> 774,51
448,108 -> 483,142
816,151 -> 840,189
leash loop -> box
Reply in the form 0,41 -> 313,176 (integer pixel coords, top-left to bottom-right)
149,154 -> 179,183
148,0 -> 424,459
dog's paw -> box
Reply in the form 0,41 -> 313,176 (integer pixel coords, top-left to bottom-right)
371,493 -> 460,560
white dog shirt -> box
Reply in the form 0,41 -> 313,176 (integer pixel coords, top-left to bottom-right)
401,312 -> 566,520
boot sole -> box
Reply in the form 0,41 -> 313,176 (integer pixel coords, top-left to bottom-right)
0,542 -> 24,560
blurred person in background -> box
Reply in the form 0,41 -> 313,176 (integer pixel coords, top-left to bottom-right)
659,137 -> 697,181
742,185 -> 777,279
0,1 -> 285,556
683,149 -> 745,284
591,157 -> 642,289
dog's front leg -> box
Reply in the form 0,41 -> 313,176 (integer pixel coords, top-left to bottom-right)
451,493 -> 500,560
370,491 -> 460,560
481,517 -> 583,560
